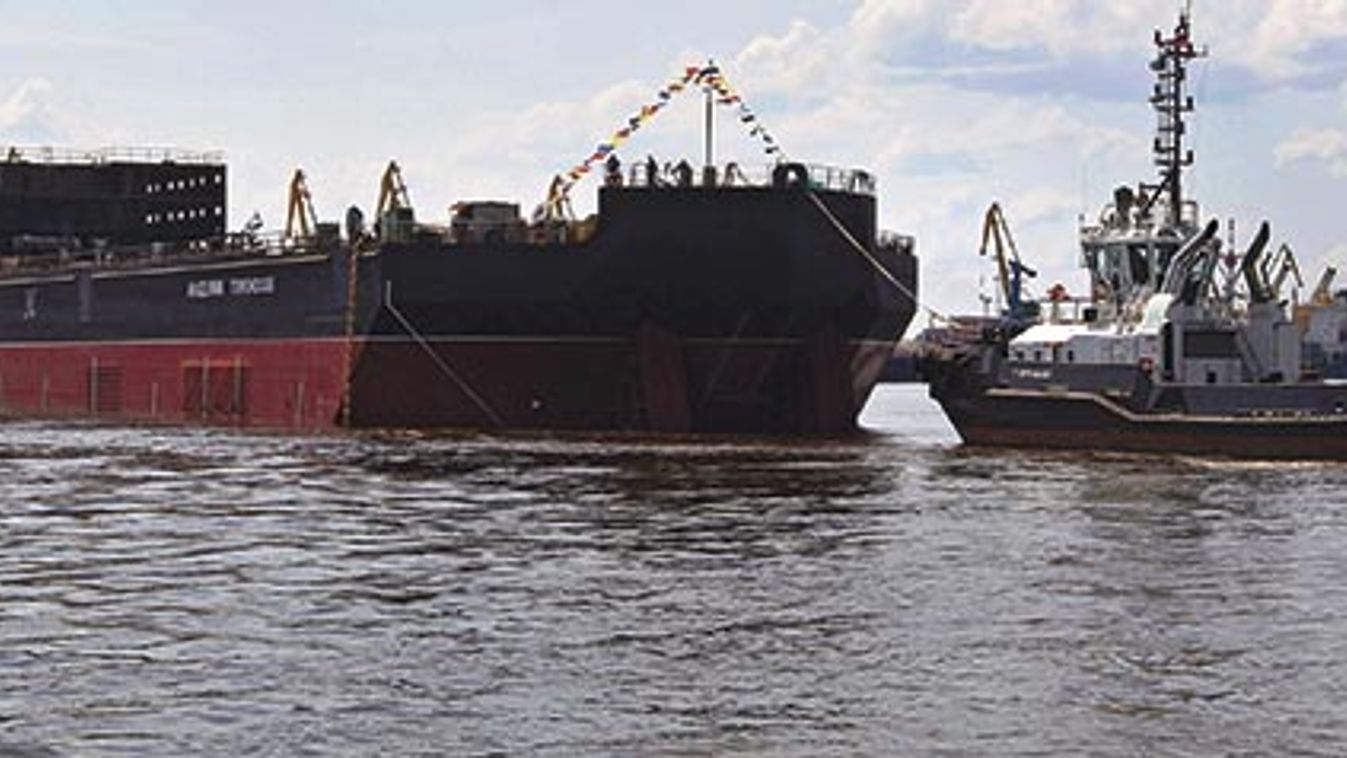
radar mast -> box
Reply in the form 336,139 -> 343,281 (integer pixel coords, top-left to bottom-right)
1144,2 -> 1206,228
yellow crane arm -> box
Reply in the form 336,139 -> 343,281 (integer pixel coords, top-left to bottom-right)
1312,266 -> 1337,306
979,202 -> 1032,306
979,203 -> 1010,306
284,168 -> 318,240
376,160 -> 412,218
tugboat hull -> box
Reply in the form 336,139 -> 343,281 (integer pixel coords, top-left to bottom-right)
937,384 -> 1347,460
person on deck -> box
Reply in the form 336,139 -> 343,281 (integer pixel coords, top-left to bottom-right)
673,160 -> 694,187
645,155 -> 661,187
604,154 -> 623,187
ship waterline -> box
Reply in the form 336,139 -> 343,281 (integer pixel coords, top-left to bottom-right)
0,334 -> 897,433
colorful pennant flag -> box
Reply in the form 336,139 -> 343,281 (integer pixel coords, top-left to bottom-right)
548,61 -> 783,206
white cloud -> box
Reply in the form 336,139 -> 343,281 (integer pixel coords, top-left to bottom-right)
1008,186 -> 1080,225
1275,126 -> 1347,174
875,96 -> 1138,169
849,0 -> 938,56
0,79 -> 57,139
949,0 -> 1172,57
1245,0 -> 1347,79
811,0 -> 1347,88
734,20 -> 831,96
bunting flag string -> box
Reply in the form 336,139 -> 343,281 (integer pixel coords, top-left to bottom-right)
695,64 -> 781,160
546,61 -> 783,212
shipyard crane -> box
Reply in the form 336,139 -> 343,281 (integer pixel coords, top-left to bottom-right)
1311,266 -> 1338,306
372,160 -> 418,243
376,160 -> 412,218
978,202 -> 1038,324
284,168 -> 319,241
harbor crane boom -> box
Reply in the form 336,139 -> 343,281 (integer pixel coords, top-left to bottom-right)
979,202 -> 1037,319
1311,266 -> 1337,306
284,168 -> 319,241
376,160 -> 412,218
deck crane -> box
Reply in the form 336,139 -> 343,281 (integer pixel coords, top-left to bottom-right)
1237,222 -> 1275,304
979,202 -> 1039,327
284,168 -> 319,241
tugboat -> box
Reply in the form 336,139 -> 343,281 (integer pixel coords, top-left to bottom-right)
924,7 -> 1347,459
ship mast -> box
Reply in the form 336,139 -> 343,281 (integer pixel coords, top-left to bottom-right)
703,60 -> 716,176
1145,2 -> 1206,228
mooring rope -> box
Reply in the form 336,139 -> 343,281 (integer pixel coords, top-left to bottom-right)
383,283 -> 505,428
805,190 -> 947,323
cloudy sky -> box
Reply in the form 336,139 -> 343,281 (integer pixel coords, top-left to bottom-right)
3,0 -> 1346,327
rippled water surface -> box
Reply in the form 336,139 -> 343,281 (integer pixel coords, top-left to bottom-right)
3,385 -> 1347,756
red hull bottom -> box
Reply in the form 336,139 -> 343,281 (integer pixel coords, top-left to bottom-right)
0,335 -> 893,434
0,339 -> 349,431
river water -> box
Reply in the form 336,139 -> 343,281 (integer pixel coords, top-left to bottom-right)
1,384 -> 1345,756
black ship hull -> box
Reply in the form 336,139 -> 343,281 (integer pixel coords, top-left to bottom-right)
927,352 -> 1347,459
0,182 -> 916,433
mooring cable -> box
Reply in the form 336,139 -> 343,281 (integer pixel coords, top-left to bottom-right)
384,282 -> 505,428
805,190 -> 947,323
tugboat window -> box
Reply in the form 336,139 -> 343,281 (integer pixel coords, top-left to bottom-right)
1128,244 -> 1149,283
1184,330 -> 1238,359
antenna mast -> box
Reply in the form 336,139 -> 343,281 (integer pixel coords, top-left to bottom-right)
1147,2 -> 1206,228
703,59 -> 716,173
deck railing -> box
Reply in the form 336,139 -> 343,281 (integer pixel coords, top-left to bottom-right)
0,232 -> 329,279
3,145 -> 225,166
616,161 -> 876,196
